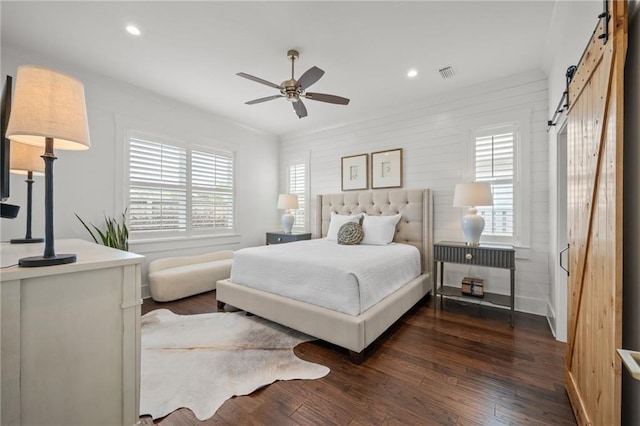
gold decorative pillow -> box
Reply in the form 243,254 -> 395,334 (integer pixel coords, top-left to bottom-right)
337,222 -> 364,245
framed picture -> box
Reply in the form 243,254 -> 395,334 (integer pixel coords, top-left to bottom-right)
341,154 -> 368,191
372,148 -> 403,189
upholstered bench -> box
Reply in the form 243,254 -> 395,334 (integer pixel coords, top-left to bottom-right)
148,250 -> 233,302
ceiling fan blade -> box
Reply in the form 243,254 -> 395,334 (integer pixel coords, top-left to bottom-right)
296,66 -> 324,90
304,92 -> 350,105
293,99 -> 308,119
245,95 -> 283,105
236,72 -> 283,89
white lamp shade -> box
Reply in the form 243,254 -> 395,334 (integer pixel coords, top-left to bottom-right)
9,141 -> 45,175
453,182 -> 493,207
277,194 -> 299,210
6,65 -> 90,151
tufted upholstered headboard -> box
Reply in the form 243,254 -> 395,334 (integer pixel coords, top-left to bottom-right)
316,188 -> 433,274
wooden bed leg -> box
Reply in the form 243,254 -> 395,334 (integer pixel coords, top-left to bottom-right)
216,301 -> 225,310
349,350 -> 364,365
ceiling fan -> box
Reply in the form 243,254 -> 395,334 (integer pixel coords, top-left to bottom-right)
237,49 -> 350,119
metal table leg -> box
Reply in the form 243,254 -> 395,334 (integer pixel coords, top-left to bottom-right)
510,269 -> 515,327
439,261 -> 444,308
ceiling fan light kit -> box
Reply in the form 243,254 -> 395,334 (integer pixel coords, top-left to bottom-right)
237,49 -> 350,119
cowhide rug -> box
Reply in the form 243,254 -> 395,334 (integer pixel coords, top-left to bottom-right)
139,309 -> 330,421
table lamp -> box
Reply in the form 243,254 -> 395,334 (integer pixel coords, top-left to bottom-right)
10,141 -> 45,243
277,194 -> 298,234
453,182 -> 493,246
6,65 -> 91,267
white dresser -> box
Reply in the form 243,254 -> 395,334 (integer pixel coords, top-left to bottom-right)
0,239 -> 144,426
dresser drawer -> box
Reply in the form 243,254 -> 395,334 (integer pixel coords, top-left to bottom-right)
433,243 -> 515,269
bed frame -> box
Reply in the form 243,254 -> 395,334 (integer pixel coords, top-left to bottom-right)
216,188 -> 433,364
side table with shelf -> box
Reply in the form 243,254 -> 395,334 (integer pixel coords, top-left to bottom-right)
433,241 -> 516,326
266,231 -> 312,245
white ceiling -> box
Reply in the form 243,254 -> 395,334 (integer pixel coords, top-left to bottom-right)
1,1 -> 556,137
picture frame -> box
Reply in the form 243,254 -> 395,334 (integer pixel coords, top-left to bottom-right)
341,153 -> 368,191
371,148 -> 403,189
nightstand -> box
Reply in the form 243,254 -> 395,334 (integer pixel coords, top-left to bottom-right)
266,232 -> 312,245
433,241 -> 516,325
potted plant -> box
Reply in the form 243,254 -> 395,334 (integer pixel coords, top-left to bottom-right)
75,209 -> 129,251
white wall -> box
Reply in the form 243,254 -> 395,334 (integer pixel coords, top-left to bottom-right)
623,1 -> 640,423
544,0 -> 602,341
1,47 -> 280,296
280,70 -> 550,315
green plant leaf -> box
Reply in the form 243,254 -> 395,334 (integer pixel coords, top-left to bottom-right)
76,210 -> 129,251
75,213 -> 100,245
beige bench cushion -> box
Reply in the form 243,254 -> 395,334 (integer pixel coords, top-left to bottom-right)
148,251 -> 233,302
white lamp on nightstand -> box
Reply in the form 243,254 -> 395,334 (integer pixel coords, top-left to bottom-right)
453,182 -> 493,246
277,194 -> 298,234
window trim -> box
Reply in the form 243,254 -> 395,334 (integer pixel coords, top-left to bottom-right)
123,127 -> 237,242
466,110 -> 531,248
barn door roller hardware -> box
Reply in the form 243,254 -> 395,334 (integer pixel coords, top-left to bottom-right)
548,1 -> 610,131
598,0 -> 610,44
547,65 -> 577,130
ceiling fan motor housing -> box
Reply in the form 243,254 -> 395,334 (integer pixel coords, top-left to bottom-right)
281,78 -> 302,101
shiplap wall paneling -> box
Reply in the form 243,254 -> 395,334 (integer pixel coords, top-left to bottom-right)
280,71 -> 549,315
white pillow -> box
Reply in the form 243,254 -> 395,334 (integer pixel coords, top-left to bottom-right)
326,212 -> 363,241
361,213 -> 402,245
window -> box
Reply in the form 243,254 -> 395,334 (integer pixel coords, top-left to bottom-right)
288,162 -> 307,231
127,131 -> 235,239
191,149 -> 234,230
474,125 -> 515,239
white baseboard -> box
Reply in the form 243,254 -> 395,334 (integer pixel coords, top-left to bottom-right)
141,284 -> 151,300
546,302 -> 557,338
438,293 -> 547,316
516,295 -> 547,316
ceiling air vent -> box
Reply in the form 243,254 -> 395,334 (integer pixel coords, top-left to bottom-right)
438,66 -> 455,79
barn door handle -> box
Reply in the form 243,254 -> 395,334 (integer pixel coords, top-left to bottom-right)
560,245 -> 570,276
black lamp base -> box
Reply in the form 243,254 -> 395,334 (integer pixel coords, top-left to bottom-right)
10,237 -> 45,244
19,253 -> 76,267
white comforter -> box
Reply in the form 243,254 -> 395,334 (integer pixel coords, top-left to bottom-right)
230,239 -> 421,316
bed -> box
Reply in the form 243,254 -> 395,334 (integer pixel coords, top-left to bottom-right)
216,188 -> 433,363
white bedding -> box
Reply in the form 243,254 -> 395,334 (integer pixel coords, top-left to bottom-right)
229,239 -> 421,316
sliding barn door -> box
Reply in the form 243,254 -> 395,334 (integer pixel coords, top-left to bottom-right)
565,2 -> 627,425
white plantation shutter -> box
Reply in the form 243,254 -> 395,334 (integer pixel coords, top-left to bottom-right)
474,126 -> 515,237
127,132 -> 235,238
129,138 -> 187,232
191,149 -> 234,231
288,163 -> 306,231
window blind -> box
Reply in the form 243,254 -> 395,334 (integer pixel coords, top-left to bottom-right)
191,149 -> 234,231
127,134 -> 235,237
288,163 -> 306,231
128,138 -> 187,232
475,130 -> 514,237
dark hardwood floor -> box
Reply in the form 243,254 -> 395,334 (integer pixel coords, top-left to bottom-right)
140,291 -> 576,425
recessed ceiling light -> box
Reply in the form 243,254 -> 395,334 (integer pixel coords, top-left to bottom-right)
407,69 -> 418,78
126,25 -> 141,36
